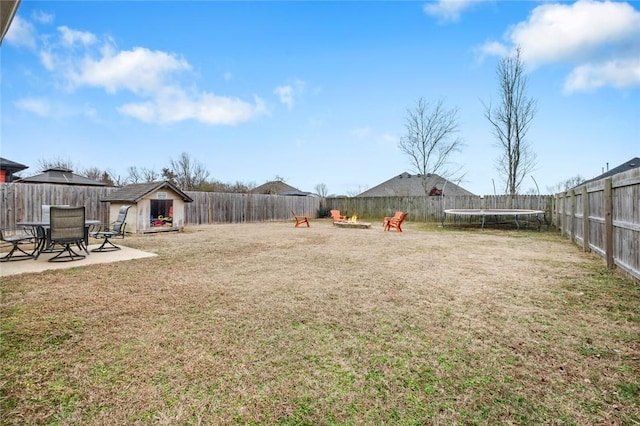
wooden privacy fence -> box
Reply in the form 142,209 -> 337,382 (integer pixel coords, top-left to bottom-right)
0,183 -> 113,227
326,194 -> 553,223
183,191 -> 319,224
2,184 -> 553,228
0,183 -> 320,228
555,168 -> 640,281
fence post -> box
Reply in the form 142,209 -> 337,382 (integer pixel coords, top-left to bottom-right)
554,193 -> 560,231
569,189 -> 576,242
562,191 -> 568,236
604,178 -> 614,269
582,186 -> 590,252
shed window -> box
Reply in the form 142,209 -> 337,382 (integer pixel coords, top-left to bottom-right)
150,199 -> 173,227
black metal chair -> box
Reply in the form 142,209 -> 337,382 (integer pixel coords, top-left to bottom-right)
0,227 -> 37,262
90,205 -> 131,252
48,206 -> 89,262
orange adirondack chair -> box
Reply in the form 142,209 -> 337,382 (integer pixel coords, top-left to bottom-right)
291,210 -> 310,228
330,210 -> 346,223
383,211 -> 404,230
384,211 -> 408,232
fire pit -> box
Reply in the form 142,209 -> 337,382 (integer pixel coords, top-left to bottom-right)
333,214 -> 371,229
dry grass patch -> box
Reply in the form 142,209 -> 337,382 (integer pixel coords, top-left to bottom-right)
1,220 -> 638,425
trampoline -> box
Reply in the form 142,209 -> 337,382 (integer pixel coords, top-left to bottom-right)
443,209 -> 546,230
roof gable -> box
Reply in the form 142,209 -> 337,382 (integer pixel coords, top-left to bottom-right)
100,181 -> 193,202
357,172 -> 475,197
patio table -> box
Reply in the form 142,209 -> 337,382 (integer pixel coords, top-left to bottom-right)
17,220 -> 100,258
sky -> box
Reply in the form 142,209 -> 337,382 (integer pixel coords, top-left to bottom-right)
1,0 -> 638,196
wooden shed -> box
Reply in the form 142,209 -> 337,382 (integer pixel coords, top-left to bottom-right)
100,181 -> 193,234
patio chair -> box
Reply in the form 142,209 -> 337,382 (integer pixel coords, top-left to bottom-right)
330,210 -> 347,223
48,206 -> 89,262
291,210 -> 310,228
90,205 -> 131,252
384,211 -> 408,232
0,227 -> 37,262
383,211 -> 404,230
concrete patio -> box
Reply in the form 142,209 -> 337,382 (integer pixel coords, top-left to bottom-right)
0,244 -> 157,277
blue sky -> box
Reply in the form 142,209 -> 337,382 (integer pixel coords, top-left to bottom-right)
1,0 -> 638,196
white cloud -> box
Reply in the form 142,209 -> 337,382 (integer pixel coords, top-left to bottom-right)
68,46 -> 191,94
118,87 -> 268,125
564,58 -> 640,92
509,0 -> 640,66
423,0 -> 483,23
475,40 -> 508,63
479,0 -> 640,91
274,85 -> 294,109
9,17 -> 287,125
274,79 -> 307,109
4,16 -> 37,49
58,26 -> 96,47
14,98 -> 51,116
32,10 -> 54,24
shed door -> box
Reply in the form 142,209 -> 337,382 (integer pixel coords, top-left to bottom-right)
150,199 -> 173,227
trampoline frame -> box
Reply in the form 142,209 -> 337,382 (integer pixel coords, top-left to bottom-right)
443,209 -> 546,230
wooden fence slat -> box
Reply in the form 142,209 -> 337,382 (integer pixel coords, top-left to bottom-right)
554,168 -> 639,282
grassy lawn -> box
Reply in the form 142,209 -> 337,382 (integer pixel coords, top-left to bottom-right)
1,220 -> 638,425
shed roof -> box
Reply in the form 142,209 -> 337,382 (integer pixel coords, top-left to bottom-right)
17,167 -> 107,186
0,157 -> 28,173
357,172 -> 475,197
101,181 -> 193,203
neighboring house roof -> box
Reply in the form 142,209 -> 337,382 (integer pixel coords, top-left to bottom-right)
17,167 -> 107,186
357,172 -> 475,197
1,0 -> 20,45
251,180 -> 311,196
100,181 -> 193,203
0,157 -> 28,173
580,157 -> 640,186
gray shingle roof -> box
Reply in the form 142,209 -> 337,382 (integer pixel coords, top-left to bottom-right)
17,167 -> 107,186
100,181 -> 193,202
357,172 -> 475,197
0,157 -> 28,173
251,181 -> 310,196
580,157 -> 640,186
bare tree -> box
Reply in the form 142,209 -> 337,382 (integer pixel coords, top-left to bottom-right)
127,166 -> 160,184
398,97 -> 464,195
199,180 -> 254,193
168,152 -> 210,191
314,183 -> 328,198
141,167 -> 160,182
126,166 -> 142,183
547,175 -> 585,194
81,167 -> 115,186
107,169 -> 127,187
82,166 -> 104,181
483,47 -> 537,195
37,157 -> 74,171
